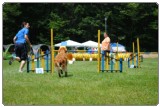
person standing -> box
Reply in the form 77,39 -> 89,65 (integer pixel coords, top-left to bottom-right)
101,32 -> 111,54
9,22 -> 32,72
101,32 -> 111,64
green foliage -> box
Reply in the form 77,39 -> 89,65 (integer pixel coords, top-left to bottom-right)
3,3 -> 158,51
3,3 -> 21,43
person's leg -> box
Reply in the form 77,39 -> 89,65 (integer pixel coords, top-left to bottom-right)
19,44 -> 28,72
14,57 -> 21,61
106,50 -> 110,64
101,50 -> 105,71
9,44 -> 21,65
14,44 -> 21,61
19,60 -> 26,72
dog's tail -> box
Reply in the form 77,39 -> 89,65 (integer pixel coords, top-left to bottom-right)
67,53 -> 73,60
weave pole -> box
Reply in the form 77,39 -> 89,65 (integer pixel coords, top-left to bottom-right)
37,50 -> 40,68
46,50 -> 49,72
41,51 -> 45,69
97,30 -> 101,73
31,55 -> 35,71
50,29 -> 54,74
137,38 -> 140,68
115,42 -> 118,71
128,38 -> 141,68
27,57 -> 30,72
106,52 -> 109,71
133,42 -> 136,66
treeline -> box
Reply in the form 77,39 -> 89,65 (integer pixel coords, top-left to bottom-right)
3,3 -> 158,51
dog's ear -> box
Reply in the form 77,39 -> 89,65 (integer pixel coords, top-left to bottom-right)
58,48 -> 61,53
64,47 -> 67,53
58,47 -> 63,53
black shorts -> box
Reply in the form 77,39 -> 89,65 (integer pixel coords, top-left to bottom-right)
15,43 -> 27,61
103,50 -> 110,56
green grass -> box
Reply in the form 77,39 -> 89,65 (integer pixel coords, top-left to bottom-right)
3,58 -> 158,105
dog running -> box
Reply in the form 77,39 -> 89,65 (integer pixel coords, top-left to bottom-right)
54,46 -> 72,77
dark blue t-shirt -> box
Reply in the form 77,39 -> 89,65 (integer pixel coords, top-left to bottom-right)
16,28 -> 29,44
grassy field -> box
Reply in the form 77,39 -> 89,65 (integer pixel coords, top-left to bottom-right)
2,58 -> 158,105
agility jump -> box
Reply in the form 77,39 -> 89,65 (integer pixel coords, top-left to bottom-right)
27,29 -> 55,73
27,29 -> 124,74
97,30 -> 123,73
128,38 -> 141,68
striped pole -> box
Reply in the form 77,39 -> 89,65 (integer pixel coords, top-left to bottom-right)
97,30 -> 101,73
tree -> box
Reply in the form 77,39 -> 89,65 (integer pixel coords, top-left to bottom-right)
3,3 -> 21,44
3,3 -> 158,51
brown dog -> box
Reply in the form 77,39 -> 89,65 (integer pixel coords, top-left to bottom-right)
54,46 -> 68,77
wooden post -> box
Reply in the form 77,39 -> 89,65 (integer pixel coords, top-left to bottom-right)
98,30 -> 101,73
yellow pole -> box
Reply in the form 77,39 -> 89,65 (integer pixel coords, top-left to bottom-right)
115,42 -> 118,71
116,42 -> 118,52
115,59 -> 118,71
41,51 -> 45,70
106,52 -> 109,70
132,42 -> 134,55
137,38 -> 140,68
133,42 -> 136,66
31,55 -> 35,71
98,30 -> 101,73
51,29 -> 54,74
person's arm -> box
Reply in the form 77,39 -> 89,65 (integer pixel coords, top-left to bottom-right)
25,35 -> 32,47
13,36 -> 17,44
